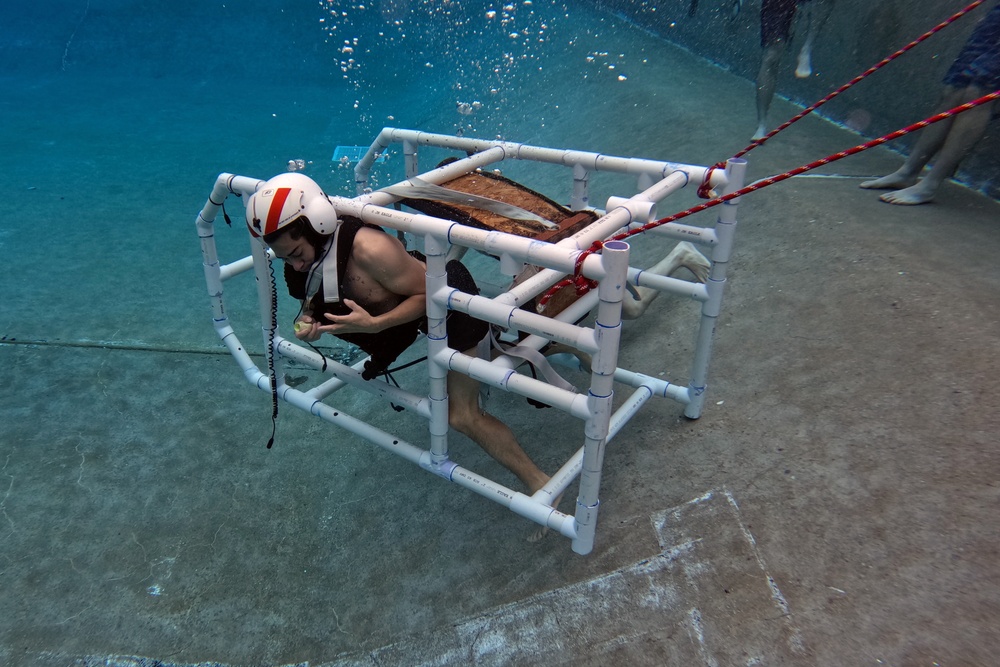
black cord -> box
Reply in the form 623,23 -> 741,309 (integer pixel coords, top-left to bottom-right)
218,186 -> 240,226
385,355 -> 427,374
379,370 -> 406,412
265,252 -> 279,449
263,238 -> 337,448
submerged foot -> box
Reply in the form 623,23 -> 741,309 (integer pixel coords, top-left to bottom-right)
621,241 -> 712,320
526,490 -> 564,543
527,525 -> 549,543
729,0 -> 743,21
859,173 -> 919,190
751,123 -> 768,141
795,52 -> 812,78
878,184 -> 936,206
674,241 -> 711,283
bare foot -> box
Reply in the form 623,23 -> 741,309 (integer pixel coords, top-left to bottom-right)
859,172 -> 919,190
878,183 -> 936,206
674,241 -> 711,283
526,490 -> 564,543
795,52 -> 812,78
527,525 -> 549,543
544,342 -> 592,373
752,123 -> 768,141
622,242 -> 711,320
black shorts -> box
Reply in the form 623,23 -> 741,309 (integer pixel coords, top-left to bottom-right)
760,0 -> 800,48
944,5 -> 1000,91
422,258 -> 491,353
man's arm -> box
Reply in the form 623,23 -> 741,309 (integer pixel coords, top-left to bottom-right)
317,228 -> 427,336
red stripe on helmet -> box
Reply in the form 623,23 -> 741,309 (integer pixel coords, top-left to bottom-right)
264,187 -> 292,236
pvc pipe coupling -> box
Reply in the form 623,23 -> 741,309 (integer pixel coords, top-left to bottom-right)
605,196 -> 657,224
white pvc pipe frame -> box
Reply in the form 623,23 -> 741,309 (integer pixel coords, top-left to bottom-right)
193,128 -> 746,555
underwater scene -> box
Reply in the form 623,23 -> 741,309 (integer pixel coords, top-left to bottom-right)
1,1 -> 999,665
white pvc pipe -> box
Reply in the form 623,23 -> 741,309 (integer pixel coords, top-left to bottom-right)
685,157 -> 747,419
448,466 -> 578,539
280,384 -> 429,466
199,124 -> 739,555
571,163 -> 590,210
275,338 -> 432,419
441,349 -> 592,420
602,168 -> 691,225
629,268 -> 710,302
403,138 -> 418,180
359,146 -> 509,206
217,325 -> 264,386
612,367 -> 689,403
195,174 -> 243,324
442,290 -> 599,353
220,251 -> 275,281
354,127 -> 716,188
497,266 -> 566,308
537,446 -> 585,503
422,235 -> 452,465
606,386 -> 654,442
572,240 -> 630,555
628,220 -> 720,248
304,373 -> 350,400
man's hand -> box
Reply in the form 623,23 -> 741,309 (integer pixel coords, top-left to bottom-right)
317,299 -> 380,335
293,314 -> 322,342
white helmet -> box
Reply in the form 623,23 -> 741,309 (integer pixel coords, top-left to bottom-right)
245,172 -> 339,238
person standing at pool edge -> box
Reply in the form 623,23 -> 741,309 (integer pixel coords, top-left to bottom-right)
860,2 -> 1000,206
755,0 -> 836,140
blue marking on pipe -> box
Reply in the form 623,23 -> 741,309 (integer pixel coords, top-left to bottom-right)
422,458 -> 458,480
444,287 -> 460,309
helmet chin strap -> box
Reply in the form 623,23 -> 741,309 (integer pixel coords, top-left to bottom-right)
302,221 -> 343,305
321,222 -> 343,303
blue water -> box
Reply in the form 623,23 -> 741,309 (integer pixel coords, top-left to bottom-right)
2,0 -> 753,352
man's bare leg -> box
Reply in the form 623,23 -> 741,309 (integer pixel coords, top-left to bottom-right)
447,362 -> 558,541
859,85 -> 966,193
879,87 -> 994,205
450,242 -> 708,537
796,0 -> 835,78
447,367 -> 547,492
755,42 -> 788,140
622,242 -> 711,320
